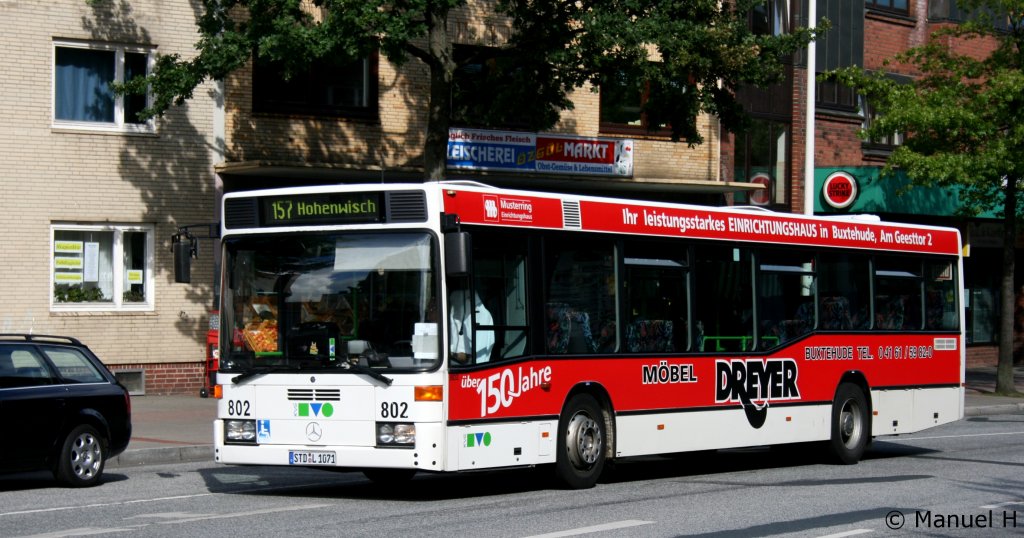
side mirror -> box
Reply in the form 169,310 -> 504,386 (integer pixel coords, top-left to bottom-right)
172,234 -> 194,284
444,232 -> 471,277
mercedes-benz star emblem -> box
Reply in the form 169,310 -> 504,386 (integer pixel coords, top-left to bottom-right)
305,422 -> 322,442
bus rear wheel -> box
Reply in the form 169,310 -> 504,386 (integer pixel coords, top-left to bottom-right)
828,383 -> 869,464
555,393 -> 606,489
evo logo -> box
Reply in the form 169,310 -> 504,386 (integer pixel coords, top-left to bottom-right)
294,402 -> 334,418
715,358 -> 799,429
464,432 -> 492,448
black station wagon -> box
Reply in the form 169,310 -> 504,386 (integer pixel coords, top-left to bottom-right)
0,334 -> 131,487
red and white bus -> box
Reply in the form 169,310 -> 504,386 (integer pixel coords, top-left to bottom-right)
210,181 -> 963,488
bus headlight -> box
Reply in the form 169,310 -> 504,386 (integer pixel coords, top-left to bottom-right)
225,419 -> 257,444
376,423 -> 415,447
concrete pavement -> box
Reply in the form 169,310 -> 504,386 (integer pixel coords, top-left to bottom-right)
107,366 -> 1024,468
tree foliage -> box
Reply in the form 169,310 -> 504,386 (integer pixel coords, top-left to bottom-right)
825,0 -> 1024,393
122,0 -> 818,179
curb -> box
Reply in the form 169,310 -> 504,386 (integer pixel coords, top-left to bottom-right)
109,445 -> 214,468
964,403 -> 1024,417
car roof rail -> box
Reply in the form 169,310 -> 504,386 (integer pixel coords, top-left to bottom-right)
0,334 -> 83,345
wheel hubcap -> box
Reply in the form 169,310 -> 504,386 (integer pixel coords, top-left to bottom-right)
839,399 -> 861,448
565,411 -> 602,469
70,432 -> 102,479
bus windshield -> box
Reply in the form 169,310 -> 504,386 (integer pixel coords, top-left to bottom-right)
220,232 -> 440,374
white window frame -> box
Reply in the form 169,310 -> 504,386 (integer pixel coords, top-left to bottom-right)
50,223 -> 156,312
52,39 -> 156,133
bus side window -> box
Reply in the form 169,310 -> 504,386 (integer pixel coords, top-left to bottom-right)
544,239 -> 617,354
460,232 -> 531,364
622,241 -> 688,352
694,245 -> 753,352
818,252 -> 870,330
756,248 -> 815,349
874,256 -> 924,331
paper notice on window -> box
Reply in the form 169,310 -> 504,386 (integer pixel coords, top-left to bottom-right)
127,269 -> 143,284
84,242 -> 99,282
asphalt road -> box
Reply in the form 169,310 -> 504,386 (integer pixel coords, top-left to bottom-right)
1,413 -> 1023,538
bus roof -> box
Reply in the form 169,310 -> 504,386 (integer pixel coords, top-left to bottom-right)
222,182 -> 962,256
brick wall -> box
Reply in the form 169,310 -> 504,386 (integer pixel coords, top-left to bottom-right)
110,362 -> 207,396
0,1 -> 217,395
966,346 -> 999,368
223,1 -> 720,184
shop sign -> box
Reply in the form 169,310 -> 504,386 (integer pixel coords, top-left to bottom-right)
447,128 -> 633,177
749,173 -> 772,206
822,171 -> 858,209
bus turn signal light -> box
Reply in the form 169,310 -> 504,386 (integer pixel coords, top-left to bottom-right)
415,385 -> 443,401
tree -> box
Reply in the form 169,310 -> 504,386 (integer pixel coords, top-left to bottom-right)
825,1 -> 1023,394
122,0 -> 819,179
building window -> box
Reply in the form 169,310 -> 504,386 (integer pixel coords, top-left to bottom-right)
929,0 -> 1009,29
450,46 -> 533,130
815,0 -> 864,110
734,119 -> 789,207
252,53 -> 377,118
51,224 -> 154,311
599,69 -> 675,136
53,41 -> 153,131
866,0 -> 908,14
752,0 -> 790,36
860,95 -> 904,152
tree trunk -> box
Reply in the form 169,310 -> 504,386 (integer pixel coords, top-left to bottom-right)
996,176 -> 1018,394
423,7 -> 455,181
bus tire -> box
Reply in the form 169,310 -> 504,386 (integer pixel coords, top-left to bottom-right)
555,393 -> 606,489
828,383 -> 869,464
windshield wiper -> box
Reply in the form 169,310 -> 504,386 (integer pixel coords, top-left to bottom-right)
231,364 -> 301,385
335,362 -> 393,386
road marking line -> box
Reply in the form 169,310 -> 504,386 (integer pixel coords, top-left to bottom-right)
153,504 -> 332,524
0,493 -> 215,517
13,526 -> 142,537
816,529 -> 873,538
523,520 -> 654,538
0,480 -> 337,517
980,501 -> 1024,509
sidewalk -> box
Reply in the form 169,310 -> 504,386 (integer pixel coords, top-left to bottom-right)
108,366 -> 1024,468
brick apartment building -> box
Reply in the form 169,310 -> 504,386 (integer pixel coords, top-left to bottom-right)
722,0 -> 1014,365
2,2 -> 753,394
0,1 -> 218,394
4,1 -> 1008,395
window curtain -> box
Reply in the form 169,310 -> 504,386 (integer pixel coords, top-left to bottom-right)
55,48 -> 115,122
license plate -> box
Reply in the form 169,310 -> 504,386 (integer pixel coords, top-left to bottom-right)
288,450 -> 336,465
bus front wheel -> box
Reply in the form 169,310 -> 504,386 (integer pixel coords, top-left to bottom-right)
828,383 -> 869,464
555,393 -> 606,489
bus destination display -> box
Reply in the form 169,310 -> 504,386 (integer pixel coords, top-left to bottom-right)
260,192 -> 383,227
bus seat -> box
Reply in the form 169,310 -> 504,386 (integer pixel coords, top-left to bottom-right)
546,303 -> 571,354
567,311 -> 596,354
877,296 -> 906,330
820,296 -> 853,330
626,320 -> 674,353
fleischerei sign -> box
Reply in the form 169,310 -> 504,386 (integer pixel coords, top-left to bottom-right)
447,128 -> 633,177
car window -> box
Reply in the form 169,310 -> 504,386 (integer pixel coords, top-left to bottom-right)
0,346 -> 57,388
43,348 -> 106,384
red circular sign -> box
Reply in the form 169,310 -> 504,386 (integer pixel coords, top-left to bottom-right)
749,173 -> 771,206
823,171 -> 858,209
